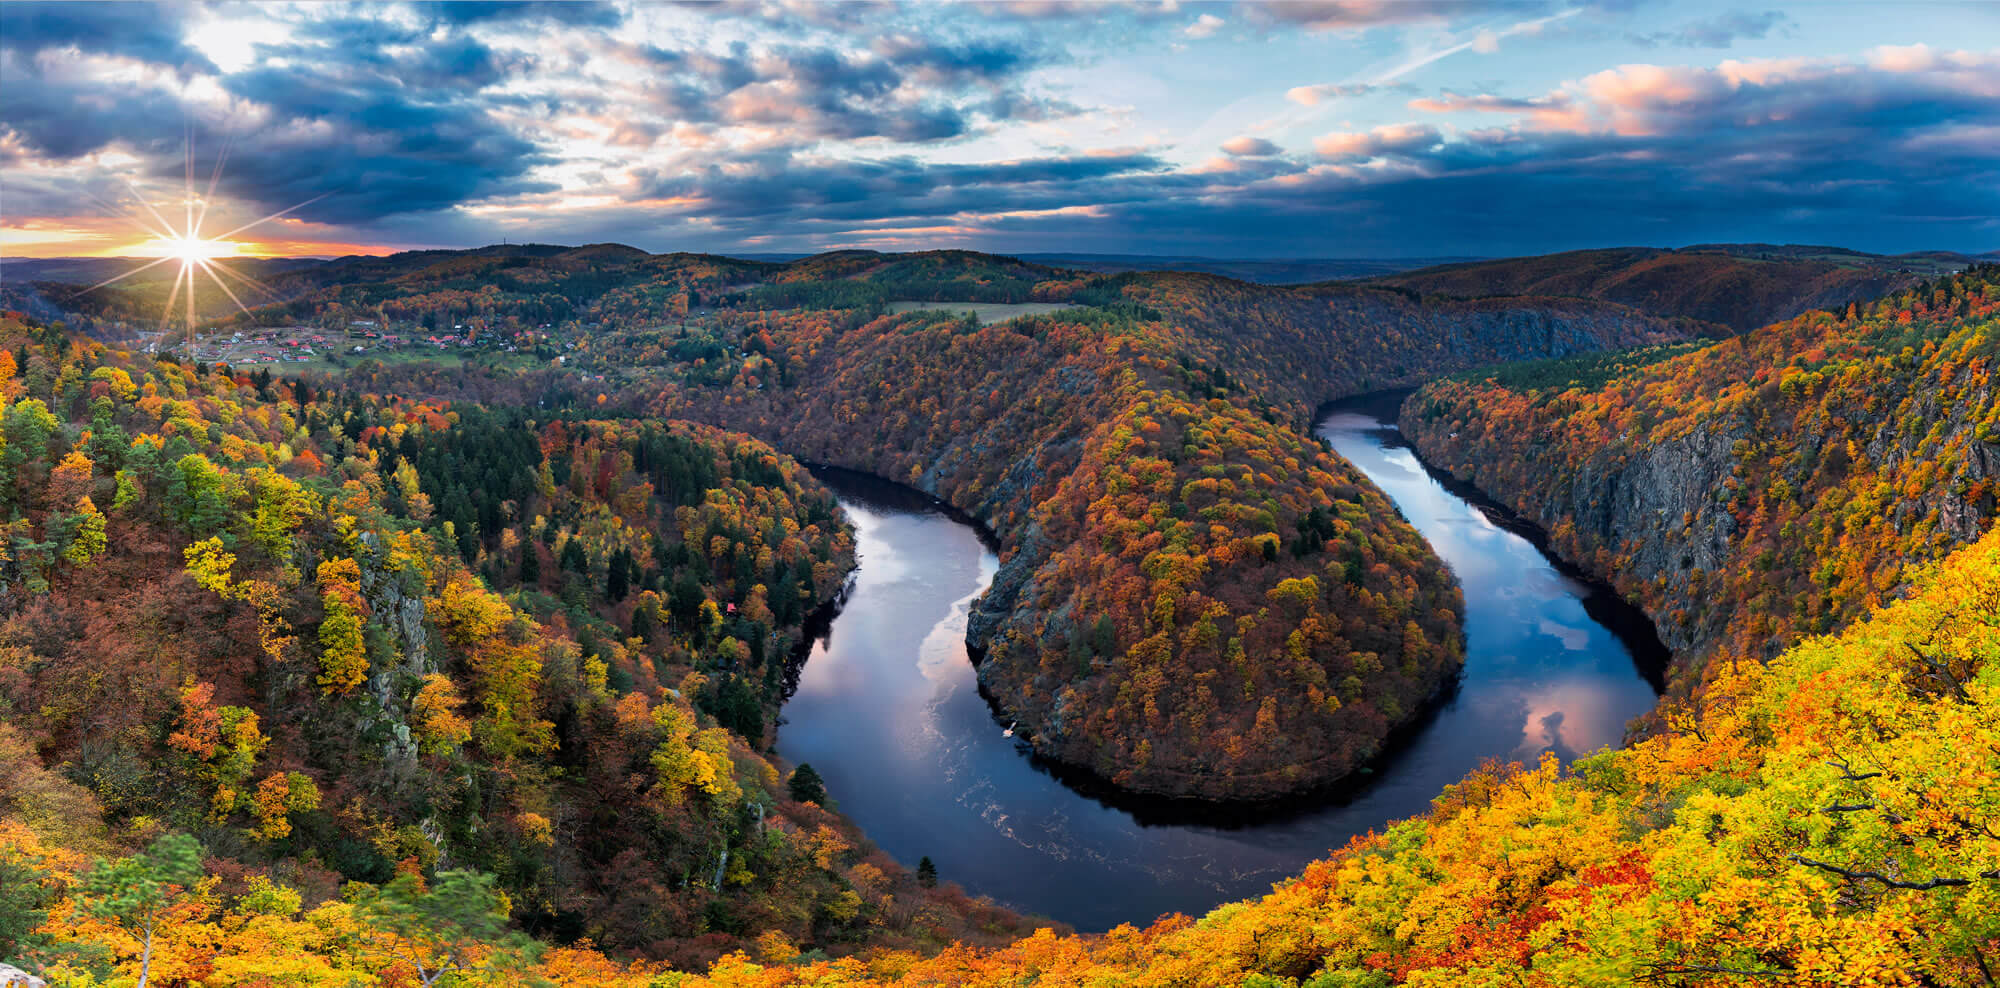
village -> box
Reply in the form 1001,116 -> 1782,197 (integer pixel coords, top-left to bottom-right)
167,318 -> 565,371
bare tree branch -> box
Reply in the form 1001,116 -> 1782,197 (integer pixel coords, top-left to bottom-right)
1642,961 -> 1790,981
1788,854 -> 1998,890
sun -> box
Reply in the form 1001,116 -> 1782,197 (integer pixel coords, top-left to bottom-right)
142,235 -> 243,262
76,137 -> 325,338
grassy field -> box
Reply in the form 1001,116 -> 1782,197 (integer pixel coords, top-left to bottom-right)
886,300 -> 1076,324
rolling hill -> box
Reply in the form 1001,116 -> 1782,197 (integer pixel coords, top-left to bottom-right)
1366,244 -> 1986,332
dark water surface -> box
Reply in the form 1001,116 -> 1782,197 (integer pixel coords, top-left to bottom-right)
777,399 -> 1664,931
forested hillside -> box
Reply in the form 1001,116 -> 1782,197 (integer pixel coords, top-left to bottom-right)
1368,245 -> 1974,332
0,310 -> 1046,984
1403,266 -> 2000,691
19,487 -> 2000,985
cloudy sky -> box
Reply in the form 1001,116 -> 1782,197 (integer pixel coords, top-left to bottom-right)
3,0 -> 1998,259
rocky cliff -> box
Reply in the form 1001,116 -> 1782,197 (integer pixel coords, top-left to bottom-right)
1401,267 -> 2000,686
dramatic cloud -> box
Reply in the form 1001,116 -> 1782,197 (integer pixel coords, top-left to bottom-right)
1415,47 -> 2000,138
581,28 -> 1060,146
2,2 -> 1995,258
0,2 -> 214,71
0,1 -> 1075,231
628,149 -> 1172,226
0,9 -> 551,225
1218,46 -> 2000,252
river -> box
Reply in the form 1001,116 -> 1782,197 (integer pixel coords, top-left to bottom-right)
777,395 -> 1665,932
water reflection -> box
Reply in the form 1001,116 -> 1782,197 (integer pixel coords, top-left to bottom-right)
776,401 -> 1664,932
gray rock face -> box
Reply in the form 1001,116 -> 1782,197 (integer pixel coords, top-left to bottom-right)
353,532 -> 438,765
1557,421 -> 1746,654
1402,350 -> 1999,675
0,964 -> 47,988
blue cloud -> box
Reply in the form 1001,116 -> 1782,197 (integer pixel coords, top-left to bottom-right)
415,1 -> 624,27
0,1 -> 213,71
1629,10 -> 1793,48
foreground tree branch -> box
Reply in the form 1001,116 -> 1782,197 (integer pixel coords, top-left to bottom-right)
1788,854 -> 2000,891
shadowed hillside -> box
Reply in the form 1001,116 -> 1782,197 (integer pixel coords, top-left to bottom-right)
1367,244 -> 1981,332
1403,265 -> 2000,695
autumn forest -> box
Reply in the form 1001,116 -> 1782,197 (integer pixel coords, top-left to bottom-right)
0,242 -> 1997,988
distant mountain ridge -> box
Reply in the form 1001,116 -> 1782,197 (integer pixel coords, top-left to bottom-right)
0,254 -> 330,285
1366,243 -> 1991,332
1016,253 -> 1481,284
12,243 -> 1993,323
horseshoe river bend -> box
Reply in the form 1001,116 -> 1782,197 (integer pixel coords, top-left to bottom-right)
776,393 -> 1668,931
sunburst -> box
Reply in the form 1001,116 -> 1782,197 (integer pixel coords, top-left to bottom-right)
74,136 -> 324,346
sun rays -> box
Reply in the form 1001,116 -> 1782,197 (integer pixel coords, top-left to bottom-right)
73,136 -> 325,342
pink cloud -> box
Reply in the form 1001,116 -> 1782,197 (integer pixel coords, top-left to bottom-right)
1313,123 -> 1441,160
1286,82 -> 1381,106
1412,50 -> 2000,138
1221,136 -> 1281,157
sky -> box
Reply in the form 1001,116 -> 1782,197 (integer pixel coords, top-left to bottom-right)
2,0 -> 1998,260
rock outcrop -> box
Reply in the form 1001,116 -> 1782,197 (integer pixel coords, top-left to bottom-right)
0,964 -> 46,988
1402,268 -> 2000,685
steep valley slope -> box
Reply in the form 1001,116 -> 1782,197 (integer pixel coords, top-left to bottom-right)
1402,265 -> 2000,692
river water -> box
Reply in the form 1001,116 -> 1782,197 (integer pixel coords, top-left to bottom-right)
777,396 -> 1664,931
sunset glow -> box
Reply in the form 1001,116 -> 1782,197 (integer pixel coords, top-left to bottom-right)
138,235 -> 243,262
2,2 -> 1993,259
63,140 -> 334,332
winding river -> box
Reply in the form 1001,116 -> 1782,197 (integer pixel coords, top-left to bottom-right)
778,394 -> 1665,932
